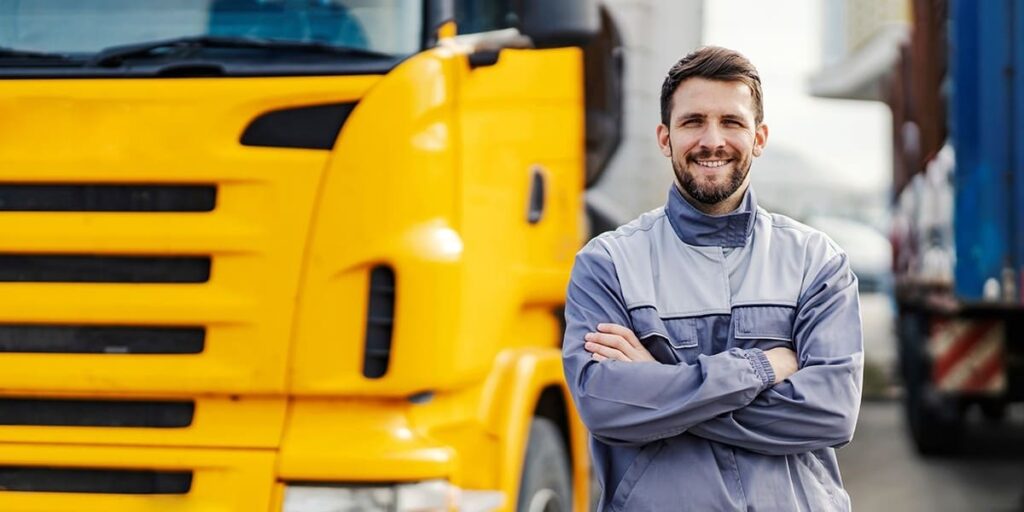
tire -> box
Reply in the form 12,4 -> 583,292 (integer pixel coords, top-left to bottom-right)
517,418 -> 573,512
979,400 -> 1007,423
904,378 -> 964,455
898,310 -> 964,455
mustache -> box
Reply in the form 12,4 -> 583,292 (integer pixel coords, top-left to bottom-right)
687,148 -> 734,161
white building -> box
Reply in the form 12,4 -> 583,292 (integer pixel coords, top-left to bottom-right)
587,0 -> 705,229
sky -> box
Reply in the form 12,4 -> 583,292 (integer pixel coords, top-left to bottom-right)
703,0 -> 893,223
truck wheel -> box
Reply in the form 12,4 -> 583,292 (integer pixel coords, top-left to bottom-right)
899,311 -> 963,455
518,418 -> 572,512
979,399 -> 1007,422
905,380 -> 964,455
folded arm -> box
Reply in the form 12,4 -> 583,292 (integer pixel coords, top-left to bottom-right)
562,242 -> 777,446
686,253 -> 864,455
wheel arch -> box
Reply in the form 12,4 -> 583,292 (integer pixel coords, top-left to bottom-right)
483,348 -> 590,512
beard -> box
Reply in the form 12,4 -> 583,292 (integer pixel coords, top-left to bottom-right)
672,147 -> 751,205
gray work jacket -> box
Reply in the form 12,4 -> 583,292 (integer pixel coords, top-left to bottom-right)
563,186 -> 863,511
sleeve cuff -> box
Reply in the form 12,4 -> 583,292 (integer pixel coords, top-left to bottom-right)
744,348 -> 775,389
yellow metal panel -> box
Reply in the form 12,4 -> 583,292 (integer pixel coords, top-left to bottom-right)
289,48 -> 464,395
0,397 -> 285,448
278,398 -> 457,481
0,443 -> 275,512
290,47 -> 584,396
0,322 -> 281,394
269,483 -> 286,512
453,47 -> 584,392
0,76 -> 378,395
277,351 -> 591,509
279,390 -> 507,489
479,346 -> 590,512
0,77 -> 380,165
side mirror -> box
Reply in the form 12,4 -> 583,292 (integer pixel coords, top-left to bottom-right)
518,0 -> 599,48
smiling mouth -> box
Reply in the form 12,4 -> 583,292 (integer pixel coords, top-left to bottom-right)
693,159 -> 732,169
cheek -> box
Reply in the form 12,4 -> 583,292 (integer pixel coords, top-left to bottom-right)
727,134 -> 756,154
671,135 -> 700,156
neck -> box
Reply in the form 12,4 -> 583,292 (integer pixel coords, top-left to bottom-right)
675,183 -> 748,216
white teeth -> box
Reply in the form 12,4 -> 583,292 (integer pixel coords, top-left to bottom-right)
696,160 -> 729,168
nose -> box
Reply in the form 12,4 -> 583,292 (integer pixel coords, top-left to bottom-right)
697,123 -> 726,150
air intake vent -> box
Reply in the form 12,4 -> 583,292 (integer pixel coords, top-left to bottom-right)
0,325 -> 205,354
362,265 -> 395,379
0,467 -> 192,494
0,184 -> 216,212
241,102 -> 357,150
0,255 -> 210,283
0,398 -> 194,428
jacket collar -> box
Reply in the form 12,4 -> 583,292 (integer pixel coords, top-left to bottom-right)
665,185 -> 757,247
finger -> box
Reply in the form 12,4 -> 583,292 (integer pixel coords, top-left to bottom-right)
591,353 -> 609,362
586,332 -> 631,354
585,342 -> 629,362
598,323 -> 642,348
588,331 -> 649,362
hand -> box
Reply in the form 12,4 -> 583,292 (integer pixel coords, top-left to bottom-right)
763,347 -> 798,384
584,323 -> 656,363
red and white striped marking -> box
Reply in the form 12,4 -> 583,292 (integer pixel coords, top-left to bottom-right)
928,318 -> 1005,393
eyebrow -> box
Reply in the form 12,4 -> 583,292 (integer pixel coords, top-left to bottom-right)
675,113 -> 748,124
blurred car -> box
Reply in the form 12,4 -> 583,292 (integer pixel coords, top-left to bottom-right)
805,214 -> 893,294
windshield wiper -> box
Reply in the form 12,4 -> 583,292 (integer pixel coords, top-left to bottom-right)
87,35 -> 393,67
0,46 -> 76,61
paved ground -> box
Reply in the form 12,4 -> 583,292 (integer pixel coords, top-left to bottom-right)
839,293 -> 1024,511
858,292 -> 900,397
839,401 -> 1024,512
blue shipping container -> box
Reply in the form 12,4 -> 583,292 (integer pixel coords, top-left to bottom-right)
950,0 -> 1024,302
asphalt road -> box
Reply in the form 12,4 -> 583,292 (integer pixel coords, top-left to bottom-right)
846,294 -> 1024,511
838,400 -> 1024,512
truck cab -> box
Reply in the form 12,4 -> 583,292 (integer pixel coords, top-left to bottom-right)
0,1 -> 613,510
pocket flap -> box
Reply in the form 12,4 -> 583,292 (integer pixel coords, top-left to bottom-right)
733,305 -> 796,341
628,307 -> 696,349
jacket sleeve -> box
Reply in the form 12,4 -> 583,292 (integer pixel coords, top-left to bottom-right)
562,240 -> 777,446
686,252 -> 864,455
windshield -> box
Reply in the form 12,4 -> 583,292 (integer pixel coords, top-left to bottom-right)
0,0 -> 422,59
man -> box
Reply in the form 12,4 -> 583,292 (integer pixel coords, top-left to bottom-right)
562,46 -> 863,511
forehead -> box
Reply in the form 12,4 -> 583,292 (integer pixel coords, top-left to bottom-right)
670,77 -> 756,120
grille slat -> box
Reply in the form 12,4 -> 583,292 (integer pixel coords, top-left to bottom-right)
0,255 -> 210,283
0,467 -> 192,494
0,398 -> 194,428
0,325 -> 205,354
0,184 -> 216,212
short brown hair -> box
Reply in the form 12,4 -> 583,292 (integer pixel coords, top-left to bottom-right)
660,46 -> 764,126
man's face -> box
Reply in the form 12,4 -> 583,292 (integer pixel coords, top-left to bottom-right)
656,77 -> 768,207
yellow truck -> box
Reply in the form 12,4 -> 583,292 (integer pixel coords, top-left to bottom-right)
0,1 -> 622,510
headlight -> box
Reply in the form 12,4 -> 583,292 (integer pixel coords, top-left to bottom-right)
282,480 -> 456,512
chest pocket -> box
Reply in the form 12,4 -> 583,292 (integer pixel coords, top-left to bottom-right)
731,305 -> 796,349
628,307 -> 698,364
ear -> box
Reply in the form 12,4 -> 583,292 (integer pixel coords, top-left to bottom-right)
656,123 -> 672,157
752,122 -> 769,157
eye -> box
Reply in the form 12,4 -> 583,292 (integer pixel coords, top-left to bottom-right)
681,118 -> 702,127
723,119 -> 742,127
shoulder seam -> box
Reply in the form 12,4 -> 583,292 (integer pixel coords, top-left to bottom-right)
599,210 -> 668,241
798,251 -> 849,305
